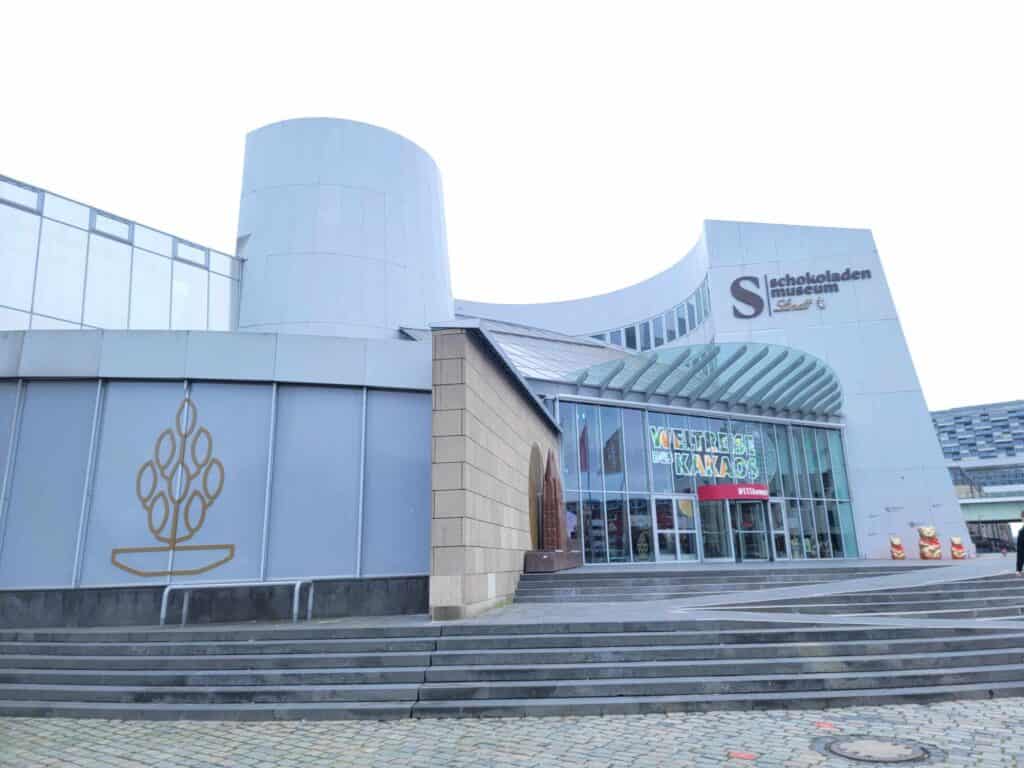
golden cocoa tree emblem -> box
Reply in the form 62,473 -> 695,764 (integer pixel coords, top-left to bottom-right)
111,398 -> 235,577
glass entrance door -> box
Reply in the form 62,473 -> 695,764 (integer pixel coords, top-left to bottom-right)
653,497 -> 698,562
698,499 -> 733,560
732,500 -> 771,562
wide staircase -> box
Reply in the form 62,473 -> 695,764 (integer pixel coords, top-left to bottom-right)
3,577 -> 1024,720
514,564 -> 924,603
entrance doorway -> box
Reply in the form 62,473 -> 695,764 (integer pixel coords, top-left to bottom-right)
731,500 -> 770,562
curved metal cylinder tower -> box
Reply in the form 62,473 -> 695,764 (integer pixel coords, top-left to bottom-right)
236,118 -> 453,338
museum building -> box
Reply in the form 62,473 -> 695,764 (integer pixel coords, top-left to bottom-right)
0,118 -> 969,623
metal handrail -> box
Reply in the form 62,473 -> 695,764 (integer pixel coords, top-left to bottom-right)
158,579 -> 314,626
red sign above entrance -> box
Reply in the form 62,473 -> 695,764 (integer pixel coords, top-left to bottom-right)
697,483 -> 770,501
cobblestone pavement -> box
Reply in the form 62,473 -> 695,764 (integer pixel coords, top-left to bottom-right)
3,698 -> 1024,768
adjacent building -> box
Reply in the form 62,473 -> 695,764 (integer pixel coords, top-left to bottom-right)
0,117 -> 973,625
931,401 -> 1024,550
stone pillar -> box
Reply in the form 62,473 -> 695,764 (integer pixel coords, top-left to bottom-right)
430,328 -> 560,619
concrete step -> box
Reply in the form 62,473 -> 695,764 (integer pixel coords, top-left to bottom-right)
416,663 -> 1024,701
423,647 -> 1024,682
0,651 -> 432,671
0,667 -> 428,686
0,682 -> 420,704
409,680 -> 1024,718
0,637 -> 439,657
0,699 -> 414,720
0,625 -> 442,644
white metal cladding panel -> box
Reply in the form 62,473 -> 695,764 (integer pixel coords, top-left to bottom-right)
265,385 -> 363,580
78,381 -> 184,587
0,381 -> 96,588
168,382 -> 273,584
361,390 -> 431,576
0,383 -> 16,493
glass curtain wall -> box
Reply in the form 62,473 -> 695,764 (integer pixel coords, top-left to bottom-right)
559,399 -> 857,563
0,175 -> 240,331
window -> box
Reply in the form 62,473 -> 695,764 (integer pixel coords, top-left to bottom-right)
640,321 -> 652,351
175,240 -> 207,266
0,203 -> 40,311
609,329 -> 623,347
624,325 -> 637,350
33,219 -> 87,322
665,311 -> 676,342
93,212 -> 132,242
133,226 -> 173,257
208,274 -> 234,331
687,301 -> 696,329
676,305 -> 687,337
0,178 -> 41,211
171,259 -> 208,329
43,194 -> 89,228
129,249 -> 171,329
652,315 -> 665,347
83,235 -> 131,328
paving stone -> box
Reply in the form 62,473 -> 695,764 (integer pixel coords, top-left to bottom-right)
2,696 -> 1024,767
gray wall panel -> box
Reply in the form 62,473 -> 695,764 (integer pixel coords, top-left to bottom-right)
79,381 -> 184,587
265,385 -> 363,579
0,382 -> 17,496
361,390 -> 431,575
169,382 -> 272,583
0,381 -> 96,588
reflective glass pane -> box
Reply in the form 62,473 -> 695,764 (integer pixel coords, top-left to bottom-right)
133,225 -> 172,257
629,497 -> 654,562
815,429 -> 834,498
0,307 -> 29,329
559,402 -> 579,491
666,414 -> 694,494
800,500 -> 819,558
209,250 -> 234,276
776,425 -> 797,497
564,491 -> 580,553
624,325 -> 637,350
33,219 -> 87,322
0,179 -> 39,209
605,494 -> 628,562
803,427 -> 824,498
43,194 -> 89,228
83,234 -> 131,328
827,430 -> 850,499
687,301 -> 696,329
676,305 -> 687,336
600,407 -> 625,492
791,427 -> 811,498
665,311 -> 676,341
762,424 -> 781,496
577,405 -> 603,491
706,417 -> 730,485
581,493 -> 607,562
699,499 -> 731,559
176,241 -> 206,265
640,322 -> 651,351
93,213 -> 131,241
826,500 -> 844,557
649,411 -> 674,494
654,497 -> 677,560
786,499 -> 805,558
171,260 -> 208,329
652,316 -> 665,347
675,498 -> 696,531
129,249 -> 171,329
679,532 -> 699,560
838,501 -> 859,557
814,500 -> 833,557
0,203 -> 40,311
609,329 -> 623,347
208,274 -> 233,330
623,407 -> 648,493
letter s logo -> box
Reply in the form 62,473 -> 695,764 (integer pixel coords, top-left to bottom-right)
730,276 -> 764,319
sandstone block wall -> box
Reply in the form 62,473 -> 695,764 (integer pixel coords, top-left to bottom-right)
430,329 -> 559,619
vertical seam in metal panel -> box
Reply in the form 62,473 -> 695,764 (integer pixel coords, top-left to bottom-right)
79,230 -> 91,326
72,379 -> 105,587
0,380 -> 26,566
126,244 -> 136,328
355,386 -> 368,577
259,382 -> 278,580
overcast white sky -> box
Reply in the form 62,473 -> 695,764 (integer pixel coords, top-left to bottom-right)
3,2 -> 1021,410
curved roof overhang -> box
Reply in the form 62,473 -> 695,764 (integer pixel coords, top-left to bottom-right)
568,342 -> 843,419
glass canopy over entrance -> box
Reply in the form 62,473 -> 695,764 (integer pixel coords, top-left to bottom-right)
559,400 -> 857,565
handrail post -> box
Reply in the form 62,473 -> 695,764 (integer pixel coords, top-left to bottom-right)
306,581 -> 315,621
159,585 -> 171,626
292,580 -> 301,623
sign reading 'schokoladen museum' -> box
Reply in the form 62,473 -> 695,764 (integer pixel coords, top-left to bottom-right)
650,427 -> 761,482
731,266 -> 873,319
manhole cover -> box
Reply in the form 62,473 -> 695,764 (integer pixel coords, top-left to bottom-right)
813,735 -> 946,764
